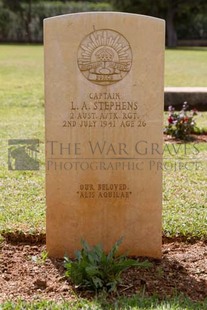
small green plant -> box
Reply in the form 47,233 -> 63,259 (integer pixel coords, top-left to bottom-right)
64,238 -> 152,292
40,250 -> 48,263
31,250 -> 48,265
164,102 -> 198,140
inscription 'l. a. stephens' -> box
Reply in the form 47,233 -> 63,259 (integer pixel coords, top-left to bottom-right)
70,100 -> 139,111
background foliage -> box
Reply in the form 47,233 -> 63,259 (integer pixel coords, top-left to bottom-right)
112,0 -> 207,47
0,0 -> 112,43
0,0 -> 206,46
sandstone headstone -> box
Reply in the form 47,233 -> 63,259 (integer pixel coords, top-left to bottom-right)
44,12 -> 165,258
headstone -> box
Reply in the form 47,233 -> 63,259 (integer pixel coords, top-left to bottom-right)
44,12 -> 165,258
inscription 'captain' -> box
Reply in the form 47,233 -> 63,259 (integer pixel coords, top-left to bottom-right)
89,92 -> 120,100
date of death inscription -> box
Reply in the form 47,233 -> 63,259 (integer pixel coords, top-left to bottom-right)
62,92 -> 146,128
77,183 -> 132,199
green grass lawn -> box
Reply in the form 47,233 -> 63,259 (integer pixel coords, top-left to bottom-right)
165,47 -> 207,86
0,45 -> 45,233
1,295 -> 207,310
0,45 -> 207,308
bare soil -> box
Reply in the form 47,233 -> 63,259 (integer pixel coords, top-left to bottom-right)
164,134 -> 207,143
0,234 -> 206,303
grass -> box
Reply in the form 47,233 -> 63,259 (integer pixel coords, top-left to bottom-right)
0,45 -> 207,90
0,45 -> 44,108
1,294 -> 207,310
0,106 -> 45,233
163,143 -> 207,239
165,47 -> 207,87
0,45 -> 45,233
0,44 -> 207,307
0,44 -> 206,237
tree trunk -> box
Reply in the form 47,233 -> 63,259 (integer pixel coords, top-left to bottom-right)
26,0 -> 32,42
166,3 -> 177,48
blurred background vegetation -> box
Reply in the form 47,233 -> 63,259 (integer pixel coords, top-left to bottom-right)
0,0 -> 206,47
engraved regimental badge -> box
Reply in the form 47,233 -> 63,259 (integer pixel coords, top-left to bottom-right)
77,29 -> 132,86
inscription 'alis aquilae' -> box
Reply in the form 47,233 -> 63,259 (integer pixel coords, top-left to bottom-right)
63,92 -> 146,128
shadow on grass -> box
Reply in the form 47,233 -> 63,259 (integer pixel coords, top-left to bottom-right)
166,47 -> 207,52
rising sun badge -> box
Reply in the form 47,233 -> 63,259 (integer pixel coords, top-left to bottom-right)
77,29 -> 132,86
